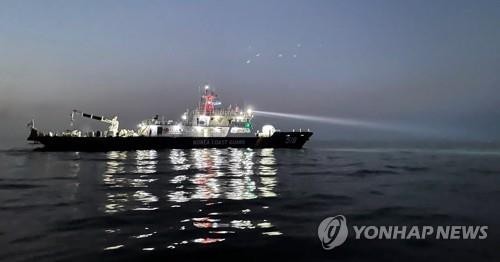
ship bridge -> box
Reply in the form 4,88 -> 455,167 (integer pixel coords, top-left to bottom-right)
136,85 -> 254,138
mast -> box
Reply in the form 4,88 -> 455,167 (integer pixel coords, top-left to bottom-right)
201,85 -> 217,115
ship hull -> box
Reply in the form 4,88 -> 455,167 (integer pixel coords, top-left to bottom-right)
29,130 -> 313,151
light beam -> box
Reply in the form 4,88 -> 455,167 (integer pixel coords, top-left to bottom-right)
253,110 -> 446,137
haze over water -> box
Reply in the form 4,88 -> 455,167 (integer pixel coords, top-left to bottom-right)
1,0 -> 500,147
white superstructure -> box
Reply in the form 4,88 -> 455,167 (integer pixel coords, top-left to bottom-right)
136,86 -> 254,138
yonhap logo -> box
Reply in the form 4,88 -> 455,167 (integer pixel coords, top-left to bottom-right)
318,215 -> 348,250
318,214 -> 488,250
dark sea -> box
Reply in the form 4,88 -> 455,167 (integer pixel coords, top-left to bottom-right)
0,141 -> 499,262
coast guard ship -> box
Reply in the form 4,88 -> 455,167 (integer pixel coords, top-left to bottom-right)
27,86 -> 313,151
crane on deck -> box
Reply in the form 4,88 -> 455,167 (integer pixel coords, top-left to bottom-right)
71,110 -> 119,137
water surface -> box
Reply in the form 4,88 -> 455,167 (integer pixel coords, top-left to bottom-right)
0,143 -> 499,261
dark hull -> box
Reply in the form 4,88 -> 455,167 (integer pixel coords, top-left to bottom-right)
28,130 -> 312,151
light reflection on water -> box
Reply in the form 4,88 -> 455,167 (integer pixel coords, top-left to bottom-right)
102,148 -> 280,250
2,145 -> 499,260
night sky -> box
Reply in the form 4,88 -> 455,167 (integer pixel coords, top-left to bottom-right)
1,0 -> 500,148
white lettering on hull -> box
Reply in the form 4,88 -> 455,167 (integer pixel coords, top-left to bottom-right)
193,139 -> 246,146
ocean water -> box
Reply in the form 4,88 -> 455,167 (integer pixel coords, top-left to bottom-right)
0,142 -> 499,261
